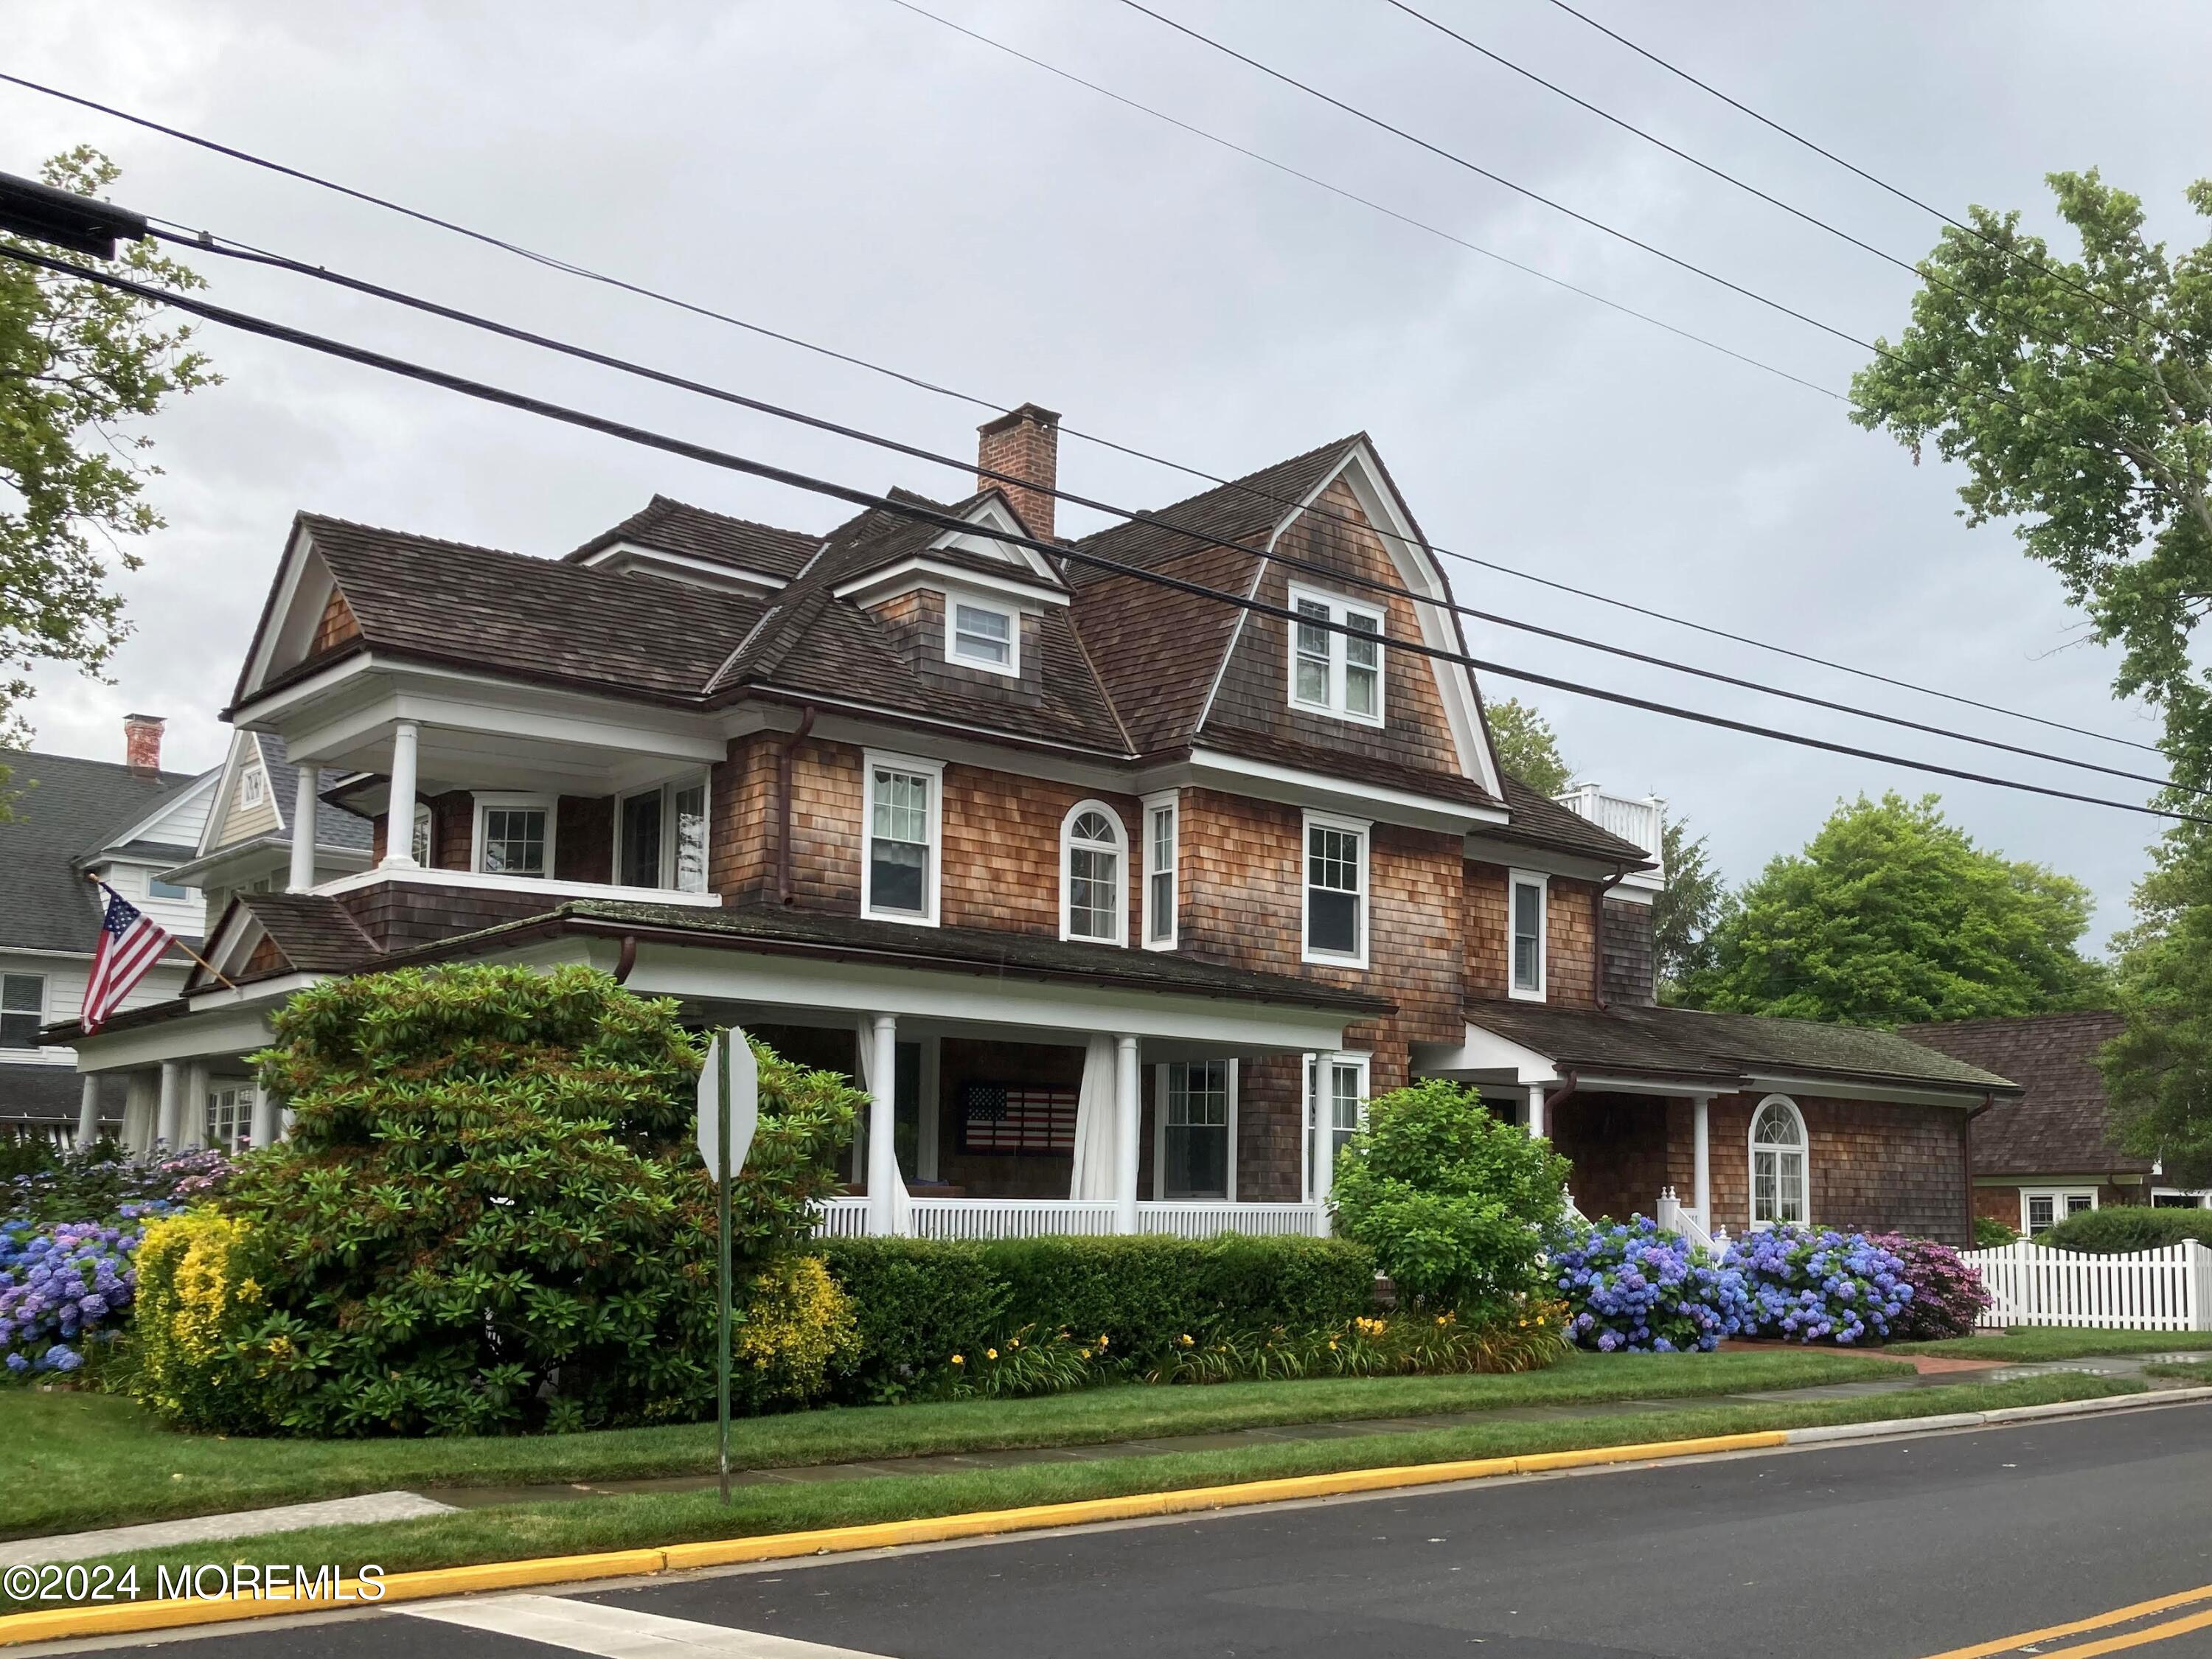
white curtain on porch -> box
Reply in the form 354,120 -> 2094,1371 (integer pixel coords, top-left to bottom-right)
1068,1033 -> 1119,1201
853,1018 -> 911,1232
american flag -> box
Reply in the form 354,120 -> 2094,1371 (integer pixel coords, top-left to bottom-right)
82,888 -> 174,1034
961,1082 -> 1079,1155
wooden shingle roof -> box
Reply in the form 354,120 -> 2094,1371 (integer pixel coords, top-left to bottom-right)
1904,1012 -> 2144,1176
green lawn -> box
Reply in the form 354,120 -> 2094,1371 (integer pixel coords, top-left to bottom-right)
1892,1329 -> 2212,1362
1,1349 -> 1906,1540
32,1372 -> 2138,1606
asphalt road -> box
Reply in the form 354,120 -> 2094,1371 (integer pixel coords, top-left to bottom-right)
46,1401 -> 2212,1659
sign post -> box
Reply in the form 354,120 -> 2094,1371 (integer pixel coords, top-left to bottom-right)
697,1029 -> 759,1508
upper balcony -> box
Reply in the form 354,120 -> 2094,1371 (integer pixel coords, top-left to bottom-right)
1553,783 -> 1666,892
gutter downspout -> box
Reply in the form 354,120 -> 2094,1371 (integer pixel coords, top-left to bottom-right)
1593,863 -> 1630,1011
612,933 -> 639,985
776,705 -> 818,905
1963,1092 -> 1994,1247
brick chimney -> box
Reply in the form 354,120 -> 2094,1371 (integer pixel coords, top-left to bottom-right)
123,713 -> 164,777
976,403 -> 1060,542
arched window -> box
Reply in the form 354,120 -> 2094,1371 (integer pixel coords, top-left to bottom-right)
1061,802 -> 1127,945
1750,1095 -> 1809,1228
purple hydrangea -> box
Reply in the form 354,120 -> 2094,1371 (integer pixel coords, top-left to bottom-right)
1722,1225 -> 1913,1345
0,1219 -> 145,1374
1549,1214 -> 1753,1352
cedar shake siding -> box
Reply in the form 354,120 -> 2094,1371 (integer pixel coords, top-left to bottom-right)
1601,897 -> 1657,1007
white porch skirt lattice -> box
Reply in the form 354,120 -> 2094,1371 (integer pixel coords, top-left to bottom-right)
811,1196 -> 1324,1240
1962,1239 -> 2212,1331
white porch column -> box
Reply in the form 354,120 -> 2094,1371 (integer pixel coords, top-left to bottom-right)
75,1075 -> 101,1149
380,721 -> 420,869
249,1088 -> 281,1151
1526,1084 -> 1545,1141
288,761 -> 321,891
154,1060 -> 182,1151
866,1013 -> 900,1236
180,1061 -> 209,1150
1311,1074 -> 1337,1222
1113,1034 -> 1141,1234
1692,1094 -> 1712,1222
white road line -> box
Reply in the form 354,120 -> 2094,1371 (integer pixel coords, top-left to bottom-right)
400,1593 -> 896,1658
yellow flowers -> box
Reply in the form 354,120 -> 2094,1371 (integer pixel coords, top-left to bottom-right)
1178,1333 -> 1194,1347
951,1354 -> 964,1366
1097,1334 -> 1110,1349
986,1347 -> 998,1360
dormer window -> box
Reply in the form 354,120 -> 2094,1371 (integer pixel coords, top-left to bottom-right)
1287,585 -> 1384,726
948,597 -> 1018,675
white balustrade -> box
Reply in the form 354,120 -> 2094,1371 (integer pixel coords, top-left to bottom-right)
1656,1186 -> 1727,1256
811,1196 -> 1323,1241
1554,784 -> 1666,887
1962,1239 -> 2212,1331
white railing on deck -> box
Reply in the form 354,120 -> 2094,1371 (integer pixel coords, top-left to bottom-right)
1554,784 -> 1666,889
810,1196 -> 1324,1240
1962,1239 -> 2212,1331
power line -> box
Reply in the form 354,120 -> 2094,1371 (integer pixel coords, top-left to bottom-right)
1535,0 -> 2183,343
0,68 -> 2160,758
164,224 -> 2191,801
3,238 -> 2196,827
875,0 -> 1838,401
1113,0 -> 1885,358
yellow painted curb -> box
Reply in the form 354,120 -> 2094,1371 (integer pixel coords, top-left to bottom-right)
0,1430 -> 1790,1648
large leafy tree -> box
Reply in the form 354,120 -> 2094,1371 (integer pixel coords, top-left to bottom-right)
2101,843 -> 2212,1184
1,147 -> 215,796
1676,793 -> 2107,1026
1485,695 -> 1573,796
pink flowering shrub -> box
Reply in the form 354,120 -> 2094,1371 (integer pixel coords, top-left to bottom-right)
1865,1231 -> 1990,1340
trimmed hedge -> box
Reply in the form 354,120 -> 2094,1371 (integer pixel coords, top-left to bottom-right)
818,1234 -> 1378,1402
2038,1206 -> 2212,1254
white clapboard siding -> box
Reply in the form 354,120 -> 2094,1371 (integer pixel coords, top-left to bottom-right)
1962,1239 -> 2212,1331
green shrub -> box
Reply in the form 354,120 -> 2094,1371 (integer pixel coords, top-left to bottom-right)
1329,1079 -> 1570,1315
1974,1214 -> 2020,1248
817,1233 -> 1377,1401
2038,1205 -> 2212,1254
128,965 -> 857,1436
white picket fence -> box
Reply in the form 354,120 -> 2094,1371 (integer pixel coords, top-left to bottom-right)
810,1196 -> 1326,1240
1962,1239 -> 2212,1331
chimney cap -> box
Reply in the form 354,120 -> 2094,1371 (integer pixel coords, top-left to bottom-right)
124,712 -> 165,726
977,402 -> 1061,437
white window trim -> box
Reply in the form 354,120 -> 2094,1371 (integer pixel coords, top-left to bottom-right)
1285,581 -> 1386,728
1748,1093 -> 1811,1231
861,751 -> 944,928
1152,1058 -> 1239,1202
1141,790 -> 1178,952
239,765 -> 266,808
945,593 -> 1021,678
411,801 -> 434,869
1059,799 -> 1130,946
1507,869 -> 1550,1003
2021,1186 -> 2098,1235
1301,809 -> 1371,970
0,970 -> 48,1052
470,792 -> 557,879
1304,1050 -> 1370,1203
610,774 -> 713,892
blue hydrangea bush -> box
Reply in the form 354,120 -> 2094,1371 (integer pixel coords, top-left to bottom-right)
1723,1225 -> 1913,1345
1548,1216 -> 1752,1352
0,1215 -> 153,1376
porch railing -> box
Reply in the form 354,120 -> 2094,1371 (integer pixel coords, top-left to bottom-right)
1657,1187 -> 1729,1257
810,1196 -> 1325,1239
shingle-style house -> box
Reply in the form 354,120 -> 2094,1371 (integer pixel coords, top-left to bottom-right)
56,408 -> 2015,1242
1906,1012 -> 2208,1235
0,720 -> 212,1144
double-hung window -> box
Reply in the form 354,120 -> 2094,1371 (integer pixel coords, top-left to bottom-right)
1,973 -> 44,1049
204,1083 -> 254,1154
1142,793 -> 1178,949
1062,802 -> 1127,945
1302,813 -> 1368,967
411,801 -> 434,870
864,754 -> 941,924
2023,1189 -> 2096,1236
947,597 -> 1018,675
475,796 -> 553,877
1287,585 -> 1385,726
1509,871 -> 1548,1000
1161,1060 -> 1232,1200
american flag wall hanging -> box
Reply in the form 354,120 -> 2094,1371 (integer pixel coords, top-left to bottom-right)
961,1082 -> 1079,1155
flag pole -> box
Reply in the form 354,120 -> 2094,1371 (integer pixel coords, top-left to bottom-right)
84,872 -> 238,990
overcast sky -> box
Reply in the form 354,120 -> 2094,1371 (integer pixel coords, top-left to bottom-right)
13,0 -> 2209,949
